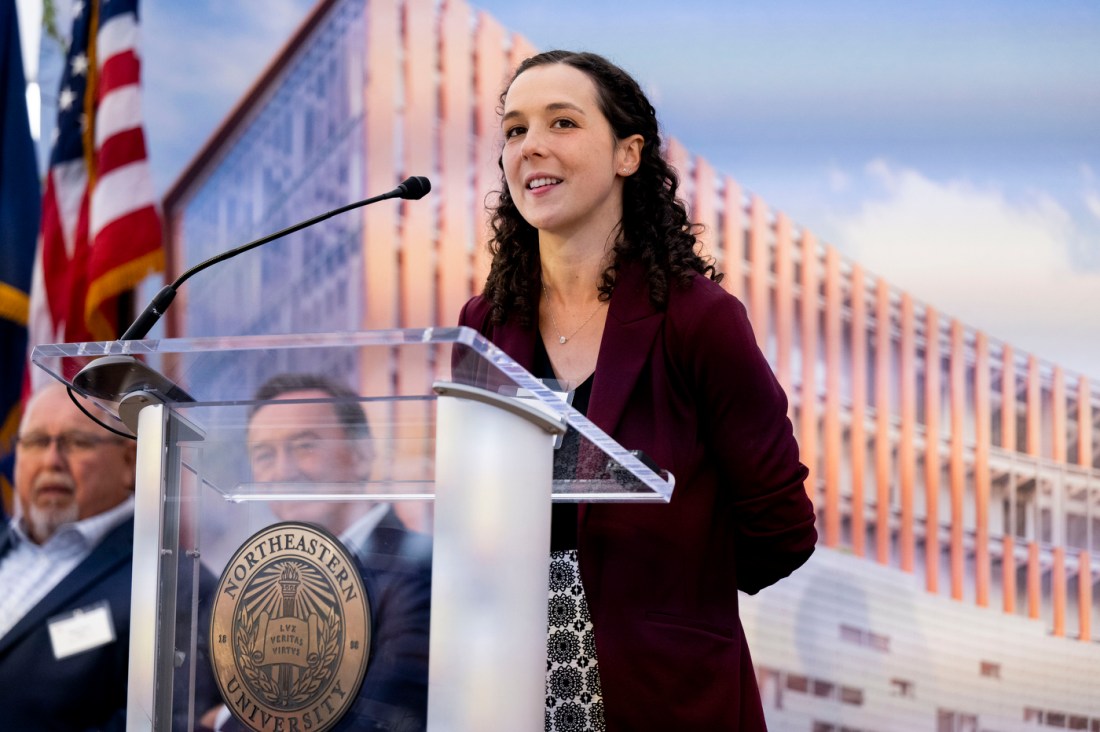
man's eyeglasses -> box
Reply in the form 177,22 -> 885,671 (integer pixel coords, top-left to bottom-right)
14,432 -> 117,455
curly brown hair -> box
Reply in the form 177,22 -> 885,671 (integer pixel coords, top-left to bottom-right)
483,50 -> 721,328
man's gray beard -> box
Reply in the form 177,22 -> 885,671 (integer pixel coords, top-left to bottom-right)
26,501 -> 80,544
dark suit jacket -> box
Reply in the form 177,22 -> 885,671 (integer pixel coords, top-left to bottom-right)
0,516 -> 220,732
338,507 -> 432,731
358,505 -> 433,568
0,518 -> 133,731
459,261 -> 818,730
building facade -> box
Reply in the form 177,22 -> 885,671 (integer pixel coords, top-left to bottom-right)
163,0 -> 1100,729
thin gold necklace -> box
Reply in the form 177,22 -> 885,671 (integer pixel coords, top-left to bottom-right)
543,284 -> 606,345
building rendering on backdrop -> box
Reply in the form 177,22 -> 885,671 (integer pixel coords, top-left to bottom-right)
162,0 -> 1100,729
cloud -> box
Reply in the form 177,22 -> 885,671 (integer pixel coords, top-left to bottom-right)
1086,191 -> 1100,222
1082,165 -> 1100,223
827,165 -> 850,194
829,160 -> 1100,377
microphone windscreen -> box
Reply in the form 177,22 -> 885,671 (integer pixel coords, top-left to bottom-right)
399,176 -> 432,200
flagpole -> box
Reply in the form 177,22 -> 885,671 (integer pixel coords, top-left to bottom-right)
14,1 -> 43,142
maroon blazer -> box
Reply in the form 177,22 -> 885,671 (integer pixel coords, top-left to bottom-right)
459,262 -> 817,730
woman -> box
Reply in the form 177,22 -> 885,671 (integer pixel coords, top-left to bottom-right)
458,50 -> 817,731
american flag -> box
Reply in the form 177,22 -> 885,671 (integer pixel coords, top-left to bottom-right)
27,0 -> 162,363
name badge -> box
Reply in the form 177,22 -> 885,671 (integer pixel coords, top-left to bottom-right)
47,601 -> 116,660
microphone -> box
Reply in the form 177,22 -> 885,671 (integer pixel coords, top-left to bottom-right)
120,175 -> 432,340
394,175 -> 431,200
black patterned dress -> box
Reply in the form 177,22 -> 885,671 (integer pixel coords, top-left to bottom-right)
546,548 -> 604,731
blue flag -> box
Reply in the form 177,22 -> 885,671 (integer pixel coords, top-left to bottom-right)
0,0 -> 41,517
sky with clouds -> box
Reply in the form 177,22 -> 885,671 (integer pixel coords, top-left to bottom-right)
24,0 -> 1100,376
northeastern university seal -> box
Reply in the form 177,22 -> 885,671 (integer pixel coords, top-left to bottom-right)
211,522 -> 370,732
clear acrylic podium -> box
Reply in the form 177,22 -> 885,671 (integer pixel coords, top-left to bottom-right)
33,327 -> 673,732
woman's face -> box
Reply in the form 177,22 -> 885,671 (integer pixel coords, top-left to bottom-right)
501,63 -> 637,243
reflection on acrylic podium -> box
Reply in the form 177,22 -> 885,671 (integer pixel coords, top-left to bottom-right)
34,327 -> 673,732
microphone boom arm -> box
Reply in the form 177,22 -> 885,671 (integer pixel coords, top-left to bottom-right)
120,175 -> 431,340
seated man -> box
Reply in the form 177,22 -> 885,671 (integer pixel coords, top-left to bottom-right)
249,373 -> 432,565
0,382 -> 218,731
210,373 -> 431,732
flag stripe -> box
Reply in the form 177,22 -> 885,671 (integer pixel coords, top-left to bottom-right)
36,176 -> 73,326
96,57 -> 141,125
97,125 -> 148,178
97,13 -> 139,65
50,159 -> 89,258
86,247 -> 163,341
0,282 -> 29,325
90,160 -> 157,238
98,50 -> 140,100
25,245 -> 58,355
90,207 -> 163,274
